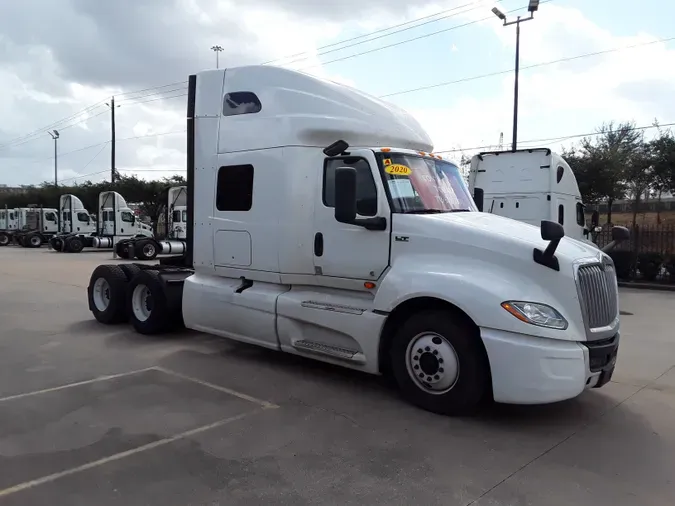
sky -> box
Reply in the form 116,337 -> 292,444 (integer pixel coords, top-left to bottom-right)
1,0 -> 674,187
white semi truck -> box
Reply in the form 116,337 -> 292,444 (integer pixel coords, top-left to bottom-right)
86,66 -> 621,416
0,207 -> 59,247
467,148 -> 625,248
114,185 -> 188,260
51,191 -> 153,253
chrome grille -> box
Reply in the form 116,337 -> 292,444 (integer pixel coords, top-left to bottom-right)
577,263 -> 619,330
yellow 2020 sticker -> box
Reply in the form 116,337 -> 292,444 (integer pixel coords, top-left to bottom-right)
385,164 -> 412,176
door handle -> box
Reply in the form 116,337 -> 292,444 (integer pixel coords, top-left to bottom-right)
314,232 -> 323,257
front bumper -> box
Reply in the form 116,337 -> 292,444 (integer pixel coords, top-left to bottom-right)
480,327 -> 619,405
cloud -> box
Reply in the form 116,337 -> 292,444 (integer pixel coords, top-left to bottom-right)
406,3 -> 675,161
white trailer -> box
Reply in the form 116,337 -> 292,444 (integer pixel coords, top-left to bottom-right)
114,185 -> 188,260
467,148 -> 627,248
86,66 -> 621,416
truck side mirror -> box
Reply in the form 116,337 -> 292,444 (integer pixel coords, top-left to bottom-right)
541,220 -> 564,241
334,167 -> 357,224
591,210 -> 599,228
473,188 -> 484,212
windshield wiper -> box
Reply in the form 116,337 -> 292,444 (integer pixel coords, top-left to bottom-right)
401,209 -> 472,214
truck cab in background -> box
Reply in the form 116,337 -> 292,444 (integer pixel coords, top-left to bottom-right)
1,207 -> 59,247
87,65 -> 622,416
113,185 -> 188,260
467,148 -> 628,250
49,194 -> 97,251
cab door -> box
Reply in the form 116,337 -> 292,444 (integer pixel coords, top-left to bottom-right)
312,151 -> 390,283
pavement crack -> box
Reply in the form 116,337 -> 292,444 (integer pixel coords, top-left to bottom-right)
288,396 -> 364,429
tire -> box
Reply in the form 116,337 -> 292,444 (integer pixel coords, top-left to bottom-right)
118,263 -> 141,281
66,236 -> 84,253
115,240 -> 132,259
50,236 -> 64,252
127,270 -> 177,335
0,233 -> 9,247
87,265 -> 129,324
389,310 -> 490,416
135,239 -> 158,261
26,233 -> 42,248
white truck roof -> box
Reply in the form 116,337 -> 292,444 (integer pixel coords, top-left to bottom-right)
468,148 -> 579,198
200,65 -> 434,154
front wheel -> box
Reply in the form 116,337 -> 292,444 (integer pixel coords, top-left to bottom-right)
134,239 -> 158,261
390,310 -> 490,416
26,233 -> 42,248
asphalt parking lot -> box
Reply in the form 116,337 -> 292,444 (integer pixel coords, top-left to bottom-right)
0,246 -> 674,505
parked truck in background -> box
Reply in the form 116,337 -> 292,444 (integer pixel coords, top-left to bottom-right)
53,191 -> 153,253
0,207 -> 59,247
114,185 -> 188,260
49,194 -> 97,252
467,148 -> 628,250
86,66 -> 622,416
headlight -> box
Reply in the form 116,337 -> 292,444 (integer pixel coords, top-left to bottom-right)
501,301 -> 568,330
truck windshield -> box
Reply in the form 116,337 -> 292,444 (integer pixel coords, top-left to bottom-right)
378,153 -> 476,213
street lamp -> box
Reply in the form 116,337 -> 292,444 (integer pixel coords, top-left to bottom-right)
492,0 -> 540,151
211,45 -> 224,69
48,130 -> 59,186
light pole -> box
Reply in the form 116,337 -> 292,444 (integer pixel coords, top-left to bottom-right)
211,45 -> 224,69
492,0 -> 540,151
48,130 -> 59,186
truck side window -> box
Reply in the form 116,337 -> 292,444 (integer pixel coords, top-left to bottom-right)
77,212 -> 90,223
172,210 -> 181,222
216,164 -> 254,211
223,92 -> 262,117
323,158 -> 377,217
45,212 -> 56,222
121,211 -> 135,223
558,204 -> 564,225
576,203 -> 585,226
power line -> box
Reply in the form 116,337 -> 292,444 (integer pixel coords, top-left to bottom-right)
271,0 -> 495,68
381,34 -> 675,99
262,1 -> 486,66
435,121 -> 675,154
300,0 -> 554,71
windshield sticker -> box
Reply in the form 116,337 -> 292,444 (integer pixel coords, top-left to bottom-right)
385,164 -> 412,176
383,159 -> 392,166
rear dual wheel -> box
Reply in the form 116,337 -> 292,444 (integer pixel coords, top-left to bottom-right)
127,270 -> 179,334
0,233 -> 9,247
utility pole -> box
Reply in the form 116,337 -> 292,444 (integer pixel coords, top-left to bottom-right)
48,130 -> 59,186
106,97 -> 119,183
211,45 -> 224,69
492,0 -> 540,151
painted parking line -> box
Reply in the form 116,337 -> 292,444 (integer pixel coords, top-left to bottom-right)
153,366 -> 280,409
0,367 -> 156,403
0,408 -> 270,498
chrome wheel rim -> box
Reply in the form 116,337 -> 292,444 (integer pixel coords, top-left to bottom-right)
405,332 -> 460,395
30,236 -> 41,246
131,284 -> 152,322
143,244 -> 156,257
92,278 -> 111,312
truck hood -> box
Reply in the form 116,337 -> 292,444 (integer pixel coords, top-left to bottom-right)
394,211 -> 603,266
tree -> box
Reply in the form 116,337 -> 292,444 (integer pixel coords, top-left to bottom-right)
650,127 -> 675,223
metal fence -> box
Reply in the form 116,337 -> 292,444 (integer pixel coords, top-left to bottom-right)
595,223 -> 675,256
595,223 -> 675,283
